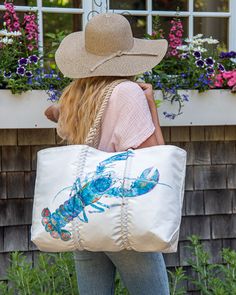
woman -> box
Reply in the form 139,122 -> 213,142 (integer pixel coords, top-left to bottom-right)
45,12 -> 170,295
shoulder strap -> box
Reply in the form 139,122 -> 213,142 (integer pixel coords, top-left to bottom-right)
84,78 -> 129,148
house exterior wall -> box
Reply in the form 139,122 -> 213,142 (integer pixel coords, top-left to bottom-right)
0,126 -> 236,294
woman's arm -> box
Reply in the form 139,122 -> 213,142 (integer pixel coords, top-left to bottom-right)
136,82 -> 165,146
44,105 -> 60,123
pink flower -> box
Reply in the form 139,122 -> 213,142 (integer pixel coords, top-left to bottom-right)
176,30 -> 183,37
168,18 -> 184,56
222,71 -> 233,79
4,1 -> 20,31
171,49 -> 178,56
27,44 -> 34,51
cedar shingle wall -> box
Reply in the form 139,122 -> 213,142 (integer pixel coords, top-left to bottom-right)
0,127 -> 236,294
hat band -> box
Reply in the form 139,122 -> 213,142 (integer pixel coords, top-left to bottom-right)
90,50 -> 159,72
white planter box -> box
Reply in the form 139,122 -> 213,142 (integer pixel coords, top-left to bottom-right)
0,89 -> 235,128
156,89 -> 236,126
0,90 -> 56,129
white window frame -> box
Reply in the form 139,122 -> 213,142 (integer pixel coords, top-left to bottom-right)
0,0 -> 236,51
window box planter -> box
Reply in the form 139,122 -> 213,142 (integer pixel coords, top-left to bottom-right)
156,89 -> 236,126
0,90 -> 56,129
0,89 -> 235,129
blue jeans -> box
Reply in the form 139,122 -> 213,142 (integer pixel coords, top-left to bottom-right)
74,250 -> 170,295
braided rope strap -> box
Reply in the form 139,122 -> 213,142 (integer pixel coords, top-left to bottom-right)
84,78 -> 129,148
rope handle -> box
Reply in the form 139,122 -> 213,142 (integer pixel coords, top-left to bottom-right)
84,78 -> 129,148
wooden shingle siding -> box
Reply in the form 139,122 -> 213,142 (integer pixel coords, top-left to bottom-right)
0,126 -> 236,294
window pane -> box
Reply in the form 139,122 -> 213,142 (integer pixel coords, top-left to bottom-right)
156,17 -> 188,39
10,0 -> 36,5
152,0 -> 188,11
43,13 -> 82,49
122,15 -> 146,38
110,0 -> 146,10
194,0 -> 229,12
43,0 -> 82,8
0,11 -> 26,26
194,17 -> 228,49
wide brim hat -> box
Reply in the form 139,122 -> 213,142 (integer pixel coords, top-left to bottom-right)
55,13 -> 168,79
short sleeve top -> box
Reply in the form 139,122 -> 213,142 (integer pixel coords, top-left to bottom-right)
98,80 -> 155,152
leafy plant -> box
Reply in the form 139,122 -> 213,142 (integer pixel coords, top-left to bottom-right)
168,266 -> 187,295
0,1 -> 70,101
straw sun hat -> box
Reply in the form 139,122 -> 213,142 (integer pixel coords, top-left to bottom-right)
55,12 -> 168,79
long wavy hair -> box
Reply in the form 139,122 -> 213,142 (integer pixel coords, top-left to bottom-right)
58,75 -> 135,144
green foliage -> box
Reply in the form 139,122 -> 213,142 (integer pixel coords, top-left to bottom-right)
168,267 -> 187,295
185,235 -> 236,295
1,237 -> 236,294
0,252 -> 130,295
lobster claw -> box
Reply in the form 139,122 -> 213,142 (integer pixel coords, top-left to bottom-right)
139,167 -> 159,183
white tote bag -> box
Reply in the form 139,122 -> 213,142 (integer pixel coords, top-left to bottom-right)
31,144 -> 186,253
31,79 -> 187,253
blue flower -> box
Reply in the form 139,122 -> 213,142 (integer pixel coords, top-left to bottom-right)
18,58 -> 28,66
182,94 -> 189,102
163,111 -> 176,120
206,67 -> 214,75
205,57 -> 214,67
195,59 -> 204,68
25,71 -> 33,78
3,71 -> 12,78
193,51 -> 201,59
29,55 -> 39,64
218,63 -> 225,72
16,66 -> 25,76
181,53 -> 189,59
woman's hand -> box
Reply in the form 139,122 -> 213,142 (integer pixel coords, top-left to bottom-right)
136,82 -> 156,108
44,105 -> 60,123
136,82 -> 165,145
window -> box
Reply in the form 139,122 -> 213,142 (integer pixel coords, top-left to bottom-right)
0,0 -> 235,51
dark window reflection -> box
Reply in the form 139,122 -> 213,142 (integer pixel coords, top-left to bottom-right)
194,17 -> 228,49
110,0 -> 146,10
194,0 -> 229,12
122,15 -> 147,38
152,0 -> 188,11
43,0 -> 82,8
8,0 -> 36,5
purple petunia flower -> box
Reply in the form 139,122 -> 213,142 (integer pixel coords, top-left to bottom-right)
218,63 -> 225,72
193,51 -> 201,59
195,59 -> 204,68
29,55 -> 39,64
3,71 -> 12,78
182,94 -> 189,102
219,51 -> 236,59
163,111 -> 176,120
181,53 -> 189,59
206,67 -> 214,75
205,57 -> 214,67
16,66 -> 25,76
18,57 -> 28,66
25,71 -> 33,78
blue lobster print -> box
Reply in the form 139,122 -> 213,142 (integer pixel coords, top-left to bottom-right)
41,150 -> 169,242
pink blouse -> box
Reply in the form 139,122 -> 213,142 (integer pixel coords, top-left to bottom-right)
57,80 -> 155,152
98,80 -> 155,152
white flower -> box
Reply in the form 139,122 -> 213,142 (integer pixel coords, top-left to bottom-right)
203,37 -> 219,44
9,31 -> 22,37
0,37 -> 13,44
0,29 -> 9,37
0,30 -> 21,37
176,45 -> 189,51
193,34 -> 203,39
184,38 -> 192,43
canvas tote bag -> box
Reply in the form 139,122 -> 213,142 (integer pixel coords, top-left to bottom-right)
31,79 -> 187,253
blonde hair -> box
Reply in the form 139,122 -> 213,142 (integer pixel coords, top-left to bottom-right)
58,76 -> 135,144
